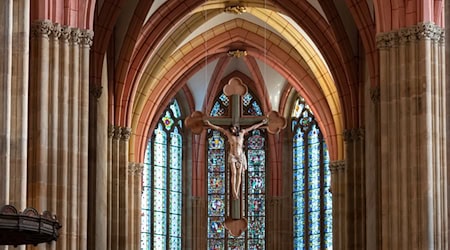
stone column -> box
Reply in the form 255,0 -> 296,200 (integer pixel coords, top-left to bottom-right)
365,85 -> 381,250
56,24 -> 71,250
10,0 -> 29,210
266,196 -> 291,249
0,0 -> 12,207
343,128 -> 365,249
329,160 -> 345,250
110,125 -> 121,250
87,83 -> 107,250
446,0 -> 450,244
119,127 -> 131,249
29,19 -> 93,249
128,162 -> 144,249
376,22 -> 447,249
189,197 -> 207,249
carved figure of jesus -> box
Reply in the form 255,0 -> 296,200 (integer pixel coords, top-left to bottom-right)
204,119 -> 267,200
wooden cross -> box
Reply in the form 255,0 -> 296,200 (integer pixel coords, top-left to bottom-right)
185,77 -> 286,236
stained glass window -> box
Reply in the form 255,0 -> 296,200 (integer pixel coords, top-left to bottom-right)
207,91 -> 266,249
141,99 -> 183,250
292,96 -> 332,249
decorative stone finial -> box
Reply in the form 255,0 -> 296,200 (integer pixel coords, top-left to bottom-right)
224,5 -> 247,14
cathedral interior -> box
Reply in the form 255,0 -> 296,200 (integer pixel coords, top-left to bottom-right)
0,0 -> 448,249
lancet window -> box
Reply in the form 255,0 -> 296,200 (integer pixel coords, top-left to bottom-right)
141,99 -> 184,249
292,96 -> 332,249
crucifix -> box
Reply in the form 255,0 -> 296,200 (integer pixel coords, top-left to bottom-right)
185,77 -> 286,236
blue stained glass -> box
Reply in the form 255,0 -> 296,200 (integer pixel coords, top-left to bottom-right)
141,99 -> 183,250
141,209 -> 151,232
208,217 -> 225,238
309,234 -> 321,250
248,239 -> 265,250
154,189 -> 166,212
248,150 -> 265,170
250,101 -> 263,115
208,239 -> 224,250
169,213 -> 181,236
292,96 -> 332,249
209,132 -> 225,149
293,170 -> 304,192
294,214 -> 304,237
154,211 -> 167,234
219,93 -> 229,106
142,187 -> 151,209
208,149 -> 225,171
248,217 -> 265,239
170,169 -> 181,191
293,192 -> 304,213
208,195 -> 225,216
248,172 -> 265,194
154,235 -> 166,249
153,142 -> 166,167
243,93 -> 252,106
170,99 -> 182,118
248,133 -> 264,150
141,233 -> 151,250
169,191 -> 181,214
169,237 -> 181,249
211,102 -> 225,117
154,166 -> 166,188
229,239 -> 245,250
208,172 -> 225,194
248,195 -> 265,216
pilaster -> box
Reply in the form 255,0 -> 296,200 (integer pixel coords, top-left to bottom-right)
376,22 -> 447,249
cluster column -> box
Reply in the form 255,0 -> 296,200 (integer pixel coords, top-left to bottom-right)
376,22 -> 447,249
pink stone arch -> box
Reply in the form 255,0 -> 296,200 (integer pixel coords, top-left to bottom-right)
374,0 -> 444,32
31,0 -> 96,29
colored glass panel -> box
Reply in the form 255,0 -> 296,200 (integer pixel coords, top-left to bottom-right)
140,99 -> 183,250
292,96 -> 332,249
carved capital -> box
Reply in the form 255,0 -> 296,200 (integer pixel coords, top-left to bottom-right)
107,125 -> 115,138
128,162 -> 144,176
31,20 -> 53,38
50,23 -> 62,40
370,86 -> 380,103
416,22 -> 443,41
69,28 -> 81,44
343,128 -> 364,142
79,29 -> 94,47
60,26 -> 71,41
376,31 -> 398,49
90,85 -> 103,99
329,160 -> 345,173
112,126 -> 122,140
121,127 -> 132,141
377,22 -> 444,48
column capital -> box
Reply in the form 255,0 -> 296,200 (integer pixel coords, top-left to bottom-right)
128,162 -> 144,176
343,128 -> 364,142
31,20 -> 53,38
329,160 -> 345,173
90,85 -> 103,99
112,126 -> 122,140
121,127 -> 132,141
376,22 -> 444,49
370,86 -> 380,104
